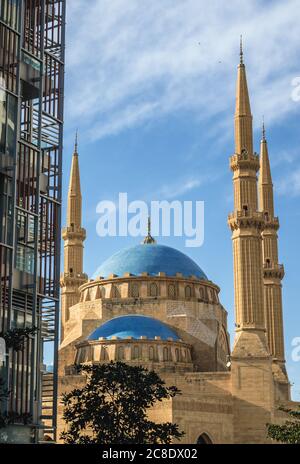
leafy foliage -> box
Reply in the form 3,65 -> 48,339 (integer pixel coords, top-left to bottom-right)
0,378 -> 9,429
0,327 -> 36,428
0,327 -> 37,351
61,361 -> 184,444
267,406 -> 300,444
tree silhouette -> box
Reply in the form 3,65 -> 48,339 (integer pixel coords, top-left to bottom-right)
61,362 -> 184,444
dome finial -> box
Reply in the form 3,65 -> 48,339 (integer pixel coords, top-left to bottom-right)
143,216 -> 156,244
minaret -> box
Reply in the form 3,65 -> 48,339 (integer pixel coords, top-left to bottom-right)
259,123 -> 289,389
228,39 -> 267,344
60,134 -> 87,342
228,40 -> 273,444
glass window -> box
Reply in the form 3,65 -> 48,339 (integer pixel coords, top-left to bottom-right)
0,174 -> 13,245
6,94 -> 17,156
0,97 -> 6,153
16,244 -> 35,274
12,309 -> 25,329
0,0 -> 20,30
0,90 -> 17,156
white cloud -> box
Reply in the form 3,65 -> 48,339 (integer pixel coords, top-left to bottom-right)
277,168 -> 300,197
153,173 -> 221,200
156,177 -> 203,200
65,0 -> 300,141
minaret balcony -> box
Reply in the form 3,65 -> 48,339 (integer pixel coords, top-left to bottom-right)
228,210 -> 265,231
62,226 -> 86,241
230,152 -> 260,172
60,271 -> 88,287
263,263 -> 284,280
263,216 -> 280,231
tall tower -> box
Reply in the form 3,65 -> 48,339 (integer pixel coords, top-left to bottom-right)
0,1 -> 66,442
258,124 -> 289,392
60,136 -> 87,342
228,41 -> 273,443
228,41 -> 267,346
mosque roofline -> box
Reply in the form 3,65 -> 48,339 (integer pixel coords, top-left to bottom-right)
78,273 -> 220,293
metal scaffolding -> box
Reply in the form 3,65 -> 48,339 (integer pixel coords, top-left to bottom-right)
0,0 -> 65,442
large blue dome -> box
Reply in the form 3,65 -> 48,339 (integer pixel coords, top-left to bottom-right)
88,315 -> 180,341
96,244 -> 207,280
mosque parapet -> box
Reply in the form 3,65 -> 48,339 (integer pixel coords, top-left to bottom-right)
77,273 -> 220,304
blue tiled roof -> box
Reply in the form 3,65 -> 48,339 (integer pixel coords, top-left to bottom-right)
88,315 -> 180,341
96,244 -> 207,280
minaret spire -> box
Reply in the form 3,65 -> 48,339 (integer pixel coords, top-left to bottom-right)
259,122 -> 273,214
74,129 -> 78,154
262,117 -> 266,141
234,38 -> 253,156
240,35 -> 243,64
67,132 -> 82,228
60,136 -> 87,342
259,122 -> 288,389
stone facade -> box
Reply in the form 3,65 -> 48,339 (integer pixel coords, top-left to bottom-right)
56,45 -> 297,444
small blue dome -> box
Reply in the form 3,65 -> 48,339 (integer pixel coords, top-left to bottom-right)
88,315 -> 180,341
96,244 -> 207,280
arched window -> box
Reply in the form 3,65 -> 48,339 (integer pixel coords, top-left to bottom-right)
199,287 -> 204,300
130,283 -> 139,298
100,346 -> 109,361
133,345 -> 139,359
101,287 -> 106,298
185,285 -> 192,298
197,433 -> 213,444
118,346 -> 124,360
163,346 -> 168,361
149,346 -> 154,361
213,291 -> 218,303
149,282 -> 158,297
208,289 -> 213,302
168,284 -> 176,298
175,348 -> 180,362
111,285 -> 120,298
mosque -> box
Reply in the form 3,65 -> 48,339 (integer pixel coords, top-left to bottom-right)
57,46 -> 296,444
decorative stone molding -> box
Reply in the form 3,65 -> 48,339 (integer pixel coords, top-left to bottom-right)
228,210 -> 265,231
77,274 -> 220,305
230,152 -> 260,172
75,337 -> 193,373
263,263 -> 284,280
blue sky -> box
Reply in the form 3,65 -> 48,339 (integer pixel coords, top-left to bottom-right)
56,0 -> 300,399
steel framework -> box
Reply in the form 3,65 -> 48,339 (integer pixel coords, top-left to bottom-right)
0,0 -> 65,442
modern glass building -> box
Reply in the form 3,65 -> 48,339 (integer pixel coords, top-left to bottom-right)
0,0 -> 65,443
